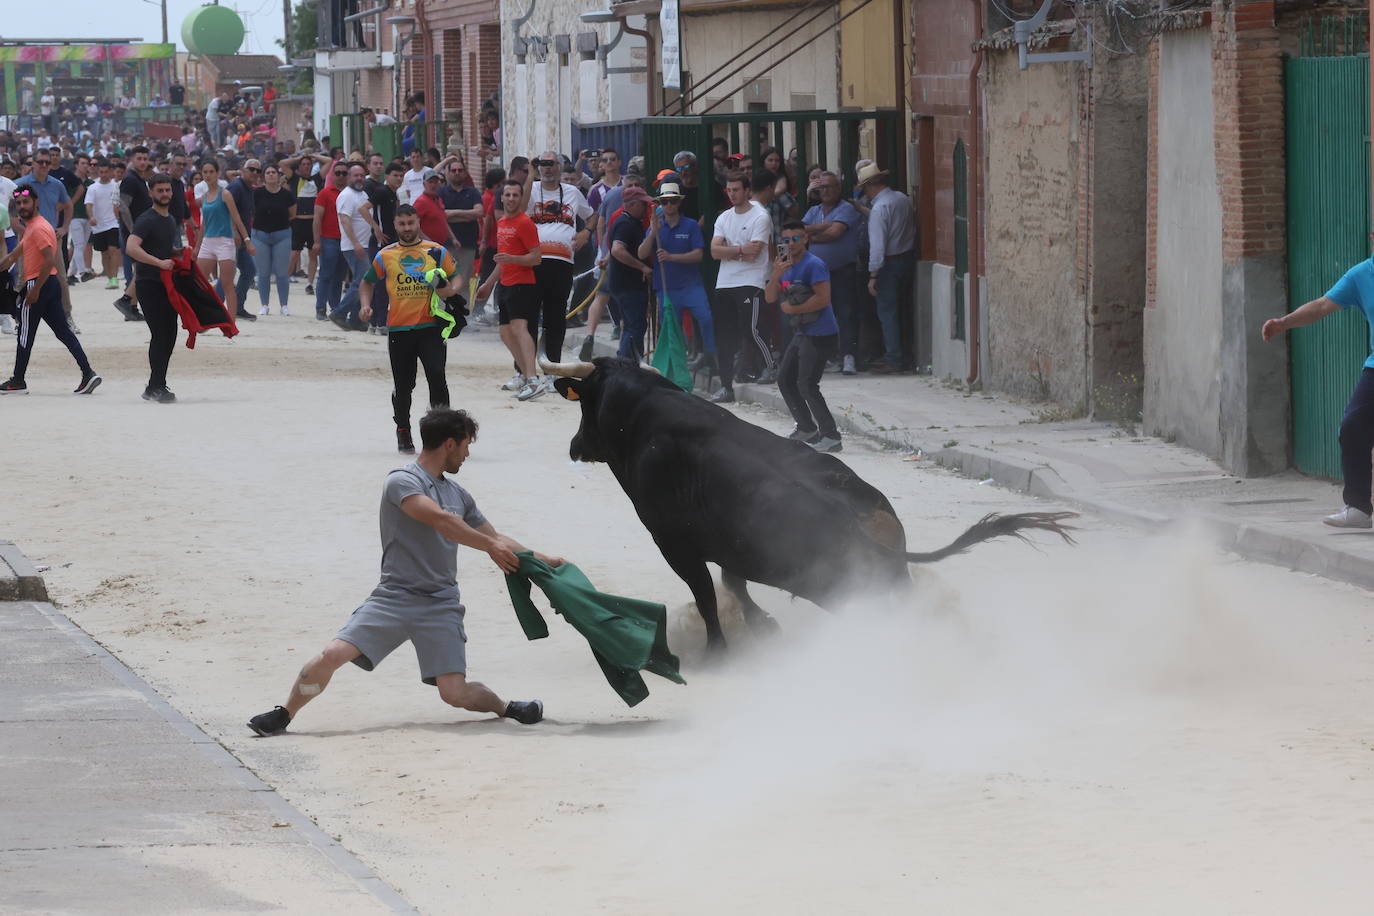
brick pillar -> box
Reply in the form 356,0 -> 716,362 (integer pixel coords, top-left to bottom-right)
442,29 -> 463,120
463,23 -> 503,170
1211,0 -> 1289,474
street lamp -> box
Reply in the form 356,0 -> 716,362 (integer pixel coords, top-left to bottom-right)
386,15 -> 418,123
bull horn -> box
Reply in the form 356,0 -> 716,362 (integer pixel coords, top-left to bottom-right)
539,358 -> 595,379
639,362 -> 661,375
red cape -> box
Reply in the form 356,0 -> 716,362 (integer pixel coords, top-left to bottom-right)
160,251 -> 239,349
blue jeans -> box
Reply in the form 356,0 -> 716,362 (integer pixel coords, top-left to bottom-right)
331,248 -> 372,322
314,237 -> 344,315
252,228 -> 292,307
657,285 -> 715,354
613,287 -> 648,361
828,264 -> 859,358
874,251 -> 914,366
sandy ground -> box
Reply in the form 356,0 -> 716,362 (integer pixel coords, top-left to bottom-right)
8,280 -> 1374,914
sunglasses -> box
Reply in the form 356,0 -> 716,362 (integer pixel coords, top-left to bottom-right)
333,170 -> 347,176
247,166 -> 261,172
781,234 -> 804,243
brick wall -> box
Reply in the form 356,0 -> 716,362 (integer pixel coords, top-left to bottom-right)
460,23 -> 502,169
442,29 -> 464,118
1211,0 -> 1285,262
908,0 -> 979,268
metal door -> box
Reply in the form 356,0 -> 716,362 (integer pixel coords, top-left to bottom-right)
1285,52 -> 1371,477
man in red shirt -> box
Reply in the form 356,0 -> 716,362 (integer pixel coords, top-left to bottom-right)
0,187 -> 100,394
413,167 -> 456,249
310,160 -> 348,319
476,179 -> 544,401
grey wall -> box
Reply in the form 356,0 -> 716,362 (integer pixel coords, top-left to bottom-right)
928,262 -> 971,379
1086,37 -> 1148,421
1144,29 -> 1224,456
984,52 -> 1085,407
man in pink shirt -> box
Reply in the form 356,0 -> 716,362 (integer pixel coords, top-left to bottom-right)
0,186 -> 100,394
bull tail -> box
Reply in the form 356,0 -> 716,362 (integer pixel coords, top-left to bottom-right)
904,511 -> 1078,564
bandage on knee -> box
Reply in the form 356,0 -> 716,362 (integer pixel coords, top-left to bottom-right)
297,682 -> 321,696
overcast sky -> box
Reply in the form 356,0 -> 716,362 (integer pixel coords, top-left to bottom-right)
4,1 -> 288,57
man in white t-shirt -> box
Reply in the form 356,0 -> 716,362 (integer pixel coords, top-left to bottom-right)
331,163 -> 381,329
708,170 -> 775,402
401,147 -> 428,204
0,171 -> 14,333
524,151 -> 591,365
39,91 -> 55,132
85,158 -> 123,289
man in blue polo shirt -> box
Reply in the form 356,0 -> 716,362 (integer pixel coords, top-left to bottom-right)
637,181 -> 715,376
765,219 -> 842,453
1264,256 -> 1374,527
803,170 -> 863,375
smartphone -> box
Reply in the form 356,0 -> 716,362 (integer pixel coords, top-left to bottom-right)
777,243 -> 789,261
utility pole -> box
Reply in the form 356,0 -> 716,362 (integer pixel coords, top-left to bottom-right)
283,0 -> 293,59
161,0 -> 168,44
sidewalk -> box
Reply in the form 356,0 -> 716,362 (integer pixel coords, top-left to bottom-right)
0,549 -> 415,914
574,330 -> 1374,592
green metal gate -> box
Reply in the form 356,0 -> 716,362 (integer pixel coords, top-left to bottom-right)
1286,51 -> 1371,478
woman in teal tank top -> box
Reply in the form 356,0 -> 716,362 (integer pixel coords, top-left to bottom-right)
193,159 -> 253,319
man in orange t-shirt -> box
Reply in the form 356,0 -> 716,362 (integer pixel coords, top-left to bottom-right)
0,187 -> 100,394
476,179 -> 544,400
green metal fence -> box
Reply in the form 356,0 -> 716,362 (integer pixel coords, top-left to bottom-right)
640,109 -> 904,230
370,120 -> 462,162
1285,53 -> 1371,478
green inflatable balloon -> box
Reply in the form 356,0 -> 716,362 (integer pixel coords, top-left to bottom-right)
181,5 -> 246,56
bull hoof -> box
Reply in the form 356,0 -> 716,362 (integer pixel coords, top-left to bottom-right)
704,635 -> 728,656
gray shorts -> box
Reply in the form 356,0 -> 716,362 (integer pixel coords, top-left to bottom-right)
335,586 -> 467,685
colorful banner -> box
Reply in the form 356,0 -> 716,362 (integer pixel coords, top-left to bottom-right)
0,43 -> 174,63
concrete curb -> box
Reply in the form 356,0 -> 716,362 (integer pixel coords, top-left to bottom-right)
574,333 -> 1374,593
0,539 -> 49,601
8,540 -> 417,914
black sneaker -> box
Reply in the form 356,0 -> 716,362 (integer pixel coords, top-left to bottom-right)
113,295 -> 139,321
141,385 -> 176,403
787,426 -> 817,441
247,705 -> 292,736
315,310 -> 328,321
397,427 -> 416,454
578,335 -> 595,361
348,318 -> 369,332
305,283 -> 315,296
504,700 -> 543,725
74,371 -> 102,394
235,309 -> 258,322
79,270 -> 96,283
0,376 -> 28,395
709,387 -> 735,404
329,312 -> 350,331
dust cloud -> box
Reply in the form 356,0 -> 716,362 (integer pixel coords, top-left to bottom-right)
571,523 -> 1357,914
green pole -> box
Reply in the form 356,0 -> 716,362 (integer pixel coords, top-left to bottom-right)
3,62 -> 17,115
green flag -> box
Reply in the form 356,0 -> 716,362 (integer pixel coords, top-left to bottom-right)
651,292 -> 693,392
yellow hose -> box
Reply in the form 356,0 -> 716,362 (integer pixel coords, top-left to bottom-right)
564,271 -> 605,320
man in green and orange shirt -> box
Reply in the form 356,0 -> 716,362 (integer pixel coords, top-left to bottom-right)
360,203 -> 466,453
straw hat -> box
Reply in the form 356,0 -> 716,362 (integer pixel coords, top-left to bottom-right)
855,162 -> 889,188
656,181 -> 684,200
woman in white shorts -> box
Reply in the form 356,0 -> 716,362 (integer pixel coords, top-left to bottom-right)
193,159 -> 253,318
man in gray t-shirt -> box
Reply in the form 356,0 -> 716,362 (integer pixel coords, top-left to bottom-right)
248,408 -> 563,736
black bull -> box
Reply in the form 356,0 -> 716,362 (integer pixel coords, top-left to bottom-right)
543,357 -> 1075,651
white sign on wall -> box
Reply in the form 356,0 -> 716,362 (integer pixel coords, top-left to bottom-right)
661,0 -> 681,90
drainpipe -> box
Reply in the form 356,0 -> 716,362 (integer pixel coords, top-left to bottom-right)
415,0 -> 434,124
966,0 -> 984,386
621,17 -> 657,116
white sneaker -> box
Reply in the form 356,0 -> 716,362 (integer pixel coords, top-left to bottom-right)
67,316 -> 81,335
540,376 -> 558,395
516,379 -> 547,401
501,373 -> 526,391
0,315 -> 14,334
280,305 -> 290,317
842,354 -> 857,375
259,305 -> 270,316
1323,506 -> 1372,529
